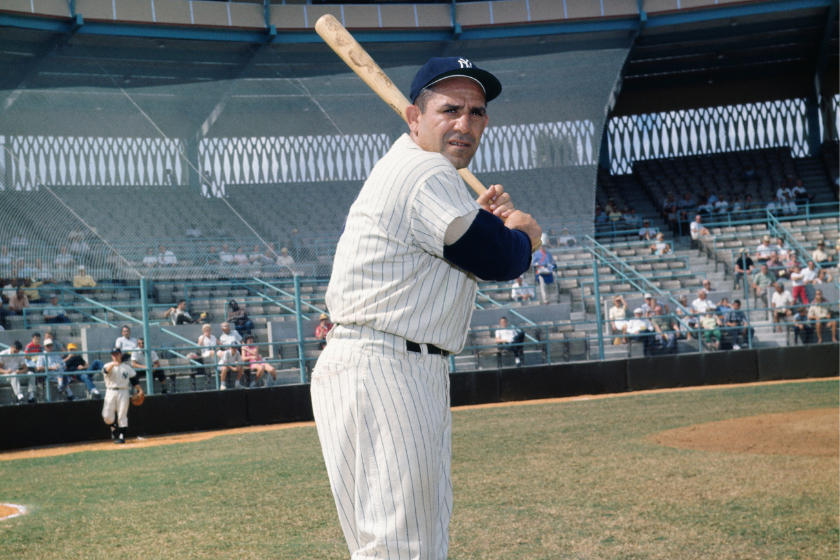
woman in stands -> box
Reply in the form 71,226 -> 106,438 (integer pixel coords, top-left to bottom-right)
241,335 -> 276,387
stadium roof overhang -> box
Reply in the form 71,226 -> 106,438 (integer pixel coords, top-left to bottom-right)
0,0 -> 836,138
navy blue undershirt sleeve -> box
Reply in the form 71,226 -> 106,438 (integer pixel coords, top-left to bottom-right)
443,209 -> 532,281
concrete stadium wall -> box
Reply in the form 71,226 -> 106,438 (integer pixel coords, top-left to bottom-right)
0,344 -> 835,451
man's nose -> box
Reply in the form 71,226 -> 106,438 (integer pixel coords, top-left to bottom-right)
453,113 -> 470,134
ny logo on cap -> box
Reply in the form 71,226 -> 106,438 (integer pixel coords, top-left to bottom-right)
458,58 -> 473,69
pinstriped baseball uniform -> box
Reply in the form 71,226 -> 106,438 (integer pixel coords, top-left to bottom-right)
312,133 -> 480,559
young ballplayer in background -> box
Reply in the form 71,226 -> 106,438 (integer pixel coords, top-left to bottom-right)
101,348 -> 143,444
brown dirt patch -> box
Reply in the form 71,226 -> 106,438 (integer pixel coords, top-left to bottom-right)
652,408 -> 839,457
0,504 -> 26,520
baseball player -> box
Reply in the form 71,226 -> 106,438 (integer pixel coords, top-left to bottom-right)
310,57 -> 541,559
101,348 -> 143,444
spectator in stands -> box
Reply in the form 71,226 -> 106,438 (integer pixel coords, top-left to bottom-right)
714,194 -> 729,214
638,220 -> 656,241
807,290 -> 837,343
73,266 -> 97,289
200,246 -> 221,268
699,310 -> 723,350
724,299 -> 751,350
54,246 -> 74,268
0,299 -> 8,330
43,294 -> 70,324
37,338 -> 71,400
532,246 -> 556,303
68,227 -> 84,244
276,247 -> 295,267
226,301 -> 253,336
29,259 -> 53,283
689,215 -> 710,243
511,276 -> 535,303
811,240 -> 831,265
661,192 -> 677,216
754,235 -> 777,263
158,245 -> 177,266
765,195 -> 782,216
791,306 -> 813,345
770,283 -> 794,332
115,325 -> 138,357
780,194 -> 798,216
776,179 -> 792,202
815,268 -> 834,284
242,335 -> 276,387
494,317 -> 524,367
8,288 -> 29,315
315,313 -> 334,349
743,194 -> 756,212
624,208 -> 642,229
691,289 -> 717,317
716,297 -> 732,315
608,295 -> 628,345
792,179 -> 811,203
142,248 -> 158,267
185,224 -> 202,238
650,305 -> 678,353
802,261 -> 819,286
557,228 -> 577,247
69,236 -> 90,256
651,232 -> 670,255
766,253 -> 786,278
164,299 -> 196,325
665,204 -> 679,234
219,321 -> 243,353
196,324 -> 217,380
249,244 -> 265,265
701,278 -> 714,292
641,293 -> 665,315
233,247 -> 249,266
677,192 -> 695,220
751,263 -> 776,307
62,342 -> 102,398
733,249 -> 755,290
606,200 -> 622,223
218,343 -> 244,390
219,244 -> 235,265
731,195 -> 743,214
626,308 -> 655,354
0,246 -> 13,266
0,341 -> 32,404
594,206 -> 608,230
131,338 -> 169,394
696,196 -> 714,217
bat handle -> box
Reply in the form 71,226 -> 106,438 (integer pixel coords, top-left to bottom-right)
458,168 -> 542,252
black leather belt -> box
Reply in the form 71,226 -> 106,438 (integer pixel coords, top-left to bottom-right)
406,340 -> 448,357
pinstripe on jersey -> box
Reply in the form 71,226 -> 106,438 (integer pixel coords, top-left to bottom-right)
325,134 -> 480,354
312,324 -> 452,560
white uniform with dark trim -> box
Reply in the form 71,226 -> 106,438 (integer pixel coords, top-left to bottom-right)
101,361 -> 137,428
312,134 -> 480,559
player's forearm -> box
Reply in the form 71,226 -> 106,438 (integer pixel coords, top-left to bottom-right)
443,210 -> 532,281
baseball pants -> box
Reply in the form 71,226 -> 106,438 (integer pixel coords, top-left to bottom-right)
102,388 -> 130,428
311,324 -> 453,560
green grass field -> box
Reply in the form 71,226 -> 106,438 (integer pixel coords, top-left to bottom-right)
0,379 -> 837,559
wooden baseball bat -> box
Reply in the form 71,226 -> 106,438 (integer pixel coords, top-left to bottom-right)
314,14 -> 540,251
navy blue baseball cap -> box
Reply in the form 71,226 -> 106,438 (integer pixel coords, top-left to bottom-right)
409,57 -> 502,104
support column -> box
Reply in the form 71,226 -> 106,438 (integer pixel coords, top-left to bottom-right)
806,97 -> 822,158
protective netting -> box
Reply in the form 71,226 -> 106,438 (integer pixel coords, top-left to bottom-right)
0,28 -> 630,285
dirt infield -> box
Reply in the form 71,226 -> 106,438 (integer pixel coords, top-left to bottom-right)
0,504 -> 26,521
652,408 -> 839,457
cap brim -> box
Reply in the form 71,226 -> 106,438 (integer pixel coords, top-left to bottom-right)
416,68 -> 502,103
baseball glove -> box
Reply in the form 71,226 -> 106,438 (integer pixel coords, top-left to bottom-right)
131,391 -> 145,406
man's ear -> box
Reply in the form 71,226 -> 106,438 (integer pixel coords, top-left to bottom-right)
405,104 -> 420,133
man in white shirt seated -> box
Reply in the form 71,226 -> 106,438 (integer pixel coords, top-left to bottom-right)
689,215 -> 710,242
157,245 -> 177,266
770,283 -> 794,332
754,235 -> 777,263
494,317 -> 524,366
115,325 -> 139,360
625,308 -> 655,355
510,276 -> 535,302
691,289 -> 717,315
142,248 -> 158,267
276,247 -> 295,267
